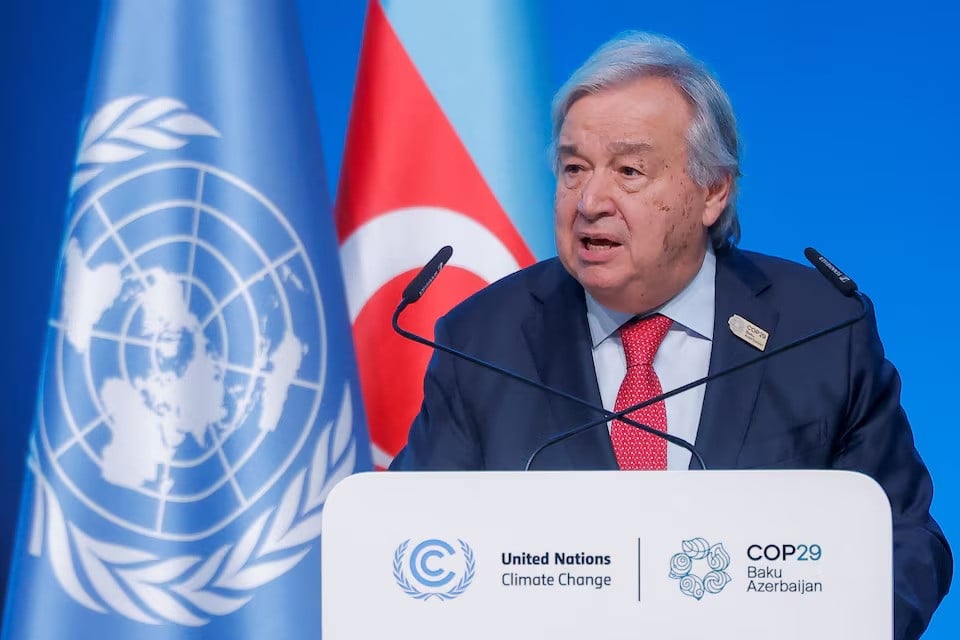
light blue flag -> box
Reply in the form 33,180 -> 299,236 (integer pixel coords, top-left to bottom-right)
1,1 -> 371,638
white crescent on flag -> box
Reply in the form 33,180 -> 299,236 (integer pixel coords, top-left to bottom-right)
340,206 -> 520,323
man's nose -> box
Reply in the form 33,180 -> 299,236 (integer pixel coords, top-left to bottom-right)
577,171 -> 614,220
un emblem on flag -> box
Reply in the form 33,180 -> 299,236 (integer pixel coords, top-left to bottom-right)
28,96 -> 359,626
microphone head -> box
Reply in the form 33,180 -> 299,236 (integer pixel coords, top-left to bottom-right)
804,247 -> 858,296
401,246 -> 454,304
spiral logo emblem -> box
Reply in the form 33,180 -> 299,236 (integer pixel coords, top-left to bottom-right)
668,537 -> 732,600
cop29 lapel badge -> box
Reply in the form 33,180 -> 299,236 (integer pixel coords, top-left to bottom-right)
728,314 -> 769,351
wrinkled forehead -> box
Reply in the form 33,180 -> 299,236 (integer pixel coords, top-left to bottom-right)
555,78 -> 695,154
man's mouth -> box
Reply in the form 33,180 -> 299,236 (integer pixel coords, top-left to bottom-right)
581,237 -> 620,251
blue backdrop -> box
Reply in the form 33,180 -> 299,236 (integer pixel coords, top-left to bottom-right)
2,1 -> 956,636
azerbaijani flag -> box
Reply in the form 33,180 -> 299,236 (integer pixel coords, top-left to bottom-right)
336,0 -> 555,468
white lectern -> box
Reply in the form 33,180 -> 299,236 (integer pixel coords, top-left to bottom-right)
323,471 -> 891,639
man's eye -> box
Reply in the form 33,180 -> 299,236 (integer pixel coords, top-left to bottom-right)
563,164 -> 583,174
620,166 -> 642,177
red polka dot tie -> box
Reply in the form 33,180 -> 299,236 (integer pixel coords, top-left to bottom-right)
611,314 -> 673,470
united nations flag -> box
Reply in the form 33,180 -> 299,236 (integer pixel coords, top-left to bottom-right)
1,2 -> 371,638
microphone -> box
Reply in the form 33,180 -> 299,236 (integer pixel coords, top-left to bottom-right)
525,248 -> 867,469
391,247 -> 707,469
804,247 -> 858,296
401,245 -> 453,306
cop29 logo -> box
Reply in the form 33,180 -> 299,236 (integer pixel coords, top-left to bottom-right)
393,538 -> 476,601
668,537 -> 732,600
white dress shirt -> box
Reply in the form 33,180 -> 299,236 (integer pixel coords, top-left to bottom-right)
585,247 -> 716,470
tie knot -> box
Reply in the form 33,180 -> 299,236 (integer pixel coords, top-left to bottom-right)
620,314 -> 672,367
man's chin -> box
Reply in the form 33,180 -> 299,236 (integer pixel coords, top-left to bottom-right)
580,275 -> 669,315
579,278 -> 632,310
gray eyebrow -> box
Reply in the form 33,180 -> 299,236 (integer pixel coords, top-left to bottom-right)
555,141 -> 654,159
607,141 -> 654,155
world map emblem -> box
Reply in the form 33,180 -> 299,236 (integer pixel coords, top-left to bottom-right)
27,96 -> 358,625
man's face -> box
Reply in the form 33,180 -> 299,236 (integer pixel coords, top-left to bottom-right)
554,76 -> 730,314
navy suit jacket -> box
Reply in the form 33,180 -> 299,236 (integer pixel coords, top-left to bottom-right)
391,247 -> 951,638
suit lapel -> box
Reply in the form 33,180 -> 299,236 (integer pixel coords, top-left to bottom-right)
693,249 -> 778,469
523,261 -> 618,470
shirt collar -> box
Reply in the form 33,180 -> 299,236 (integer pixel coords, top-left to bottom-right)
585,244 -> 716,348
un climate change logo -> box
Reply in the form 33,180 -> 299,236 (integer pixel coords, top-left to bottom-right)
393,539 -> 476,601
668,537 -> 732,600
28,96 -> 358,625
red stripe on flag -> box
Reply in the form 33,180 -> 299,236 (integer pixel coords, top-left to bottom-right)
336,0 -> 534,264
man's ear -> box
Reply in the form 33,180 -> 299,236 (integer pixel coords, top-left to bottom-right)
701,172 -> 732,227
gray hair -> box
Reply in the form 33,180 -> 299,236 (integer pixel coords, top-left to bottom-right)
551,32 -> 741,249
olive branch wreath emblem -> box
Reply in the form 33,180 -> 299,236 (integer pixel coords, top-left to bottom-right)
69,95 -> 220,194
29,384 -> 357,626
393,539 -> 476,601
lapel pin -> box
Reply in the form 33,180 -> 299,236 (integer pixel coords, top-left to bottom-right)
728,314 -> 769,351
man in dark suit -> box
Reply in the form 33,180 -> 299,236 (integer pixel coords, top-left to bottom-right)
390,32 -> 951,637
